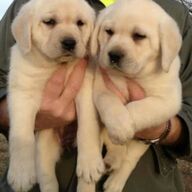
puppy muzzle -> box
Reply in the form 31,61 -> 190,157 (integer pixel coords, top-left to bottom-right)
61,37 -> 77,52
108,50 -> 124,67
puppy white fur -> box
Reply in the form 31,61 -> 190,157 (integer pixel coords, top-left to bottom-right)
7,0 -> 104,191
89,0 -> 182,191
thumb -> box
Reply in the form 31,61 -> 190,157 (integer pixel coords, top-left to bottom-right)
127,79 -> 145,101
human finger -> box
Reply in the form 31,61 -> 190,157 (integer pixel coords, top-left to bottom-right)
42,65 -> 67,101
100,67 -> 128,104
61,100 -> 76,122
126,79 -> 145,101
60,59 -> 87,104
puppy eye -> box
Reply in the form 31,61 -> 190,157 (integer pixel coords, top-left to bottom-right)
105,29 -> 114,36
77,20 -> 84,27
43,18 -> 56,26
132,33 -> 146,41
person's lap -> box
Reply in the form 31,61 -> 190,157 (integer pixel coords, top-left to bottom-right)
0,149 -> 77,192
0,147 -> 183,192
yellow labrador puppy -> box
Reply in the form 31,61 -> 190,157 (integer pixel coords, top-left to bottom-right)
8,0 -> 104,191
90,0 -> 182,191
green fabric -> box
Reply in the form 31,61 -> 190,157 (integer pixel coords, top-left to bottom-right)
0,0 -> 192,191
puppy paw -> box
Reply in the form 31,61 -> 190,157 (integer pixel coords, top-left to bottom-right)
104,149 -> 124,172
107,120 -> 134,145
101,108 -> 135,144
77,153 -> 105,183
104,171 -> 126,192
8,159 -> 36,192
39,175 -> 58,192
77,178 -> 95,192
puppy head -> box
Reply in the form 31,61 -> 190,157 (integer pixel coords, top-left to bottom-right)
91,0 -> 182,76
12,0 -> 95,62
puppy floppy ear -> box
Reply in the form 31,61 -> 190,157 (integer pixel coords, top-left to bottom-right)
90,8 -> 110,57
90,14 -> 102,57
11,2 -> 33,54
85,12 -> 96,50
159,16 -> 182,72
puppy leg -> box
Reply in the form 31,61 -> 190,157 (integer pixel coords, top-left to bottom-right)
36,129 -> 61,192
76,66 -> 105,185
102,129 -> 126,172
94,69 -> 134,144
126,95 -> 181,132
104,141 -> 149,192
77,178 -> 95,192
8,91 -> 39,192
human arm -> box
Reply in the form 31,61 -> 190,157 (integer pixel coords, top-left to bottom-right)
0,98 -> 9,133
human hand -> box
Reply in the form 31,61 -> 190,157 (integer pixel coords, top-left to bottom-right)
35,59 -> 87,132
101,70 -> 167,141
0,98 -> 9,130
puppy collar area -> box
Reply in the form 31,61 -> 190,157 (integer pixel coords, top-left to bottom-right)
100,0 -> 116,7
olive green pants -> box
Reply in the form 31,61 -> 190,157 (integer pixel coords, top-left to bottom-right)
0,147 -> 184,192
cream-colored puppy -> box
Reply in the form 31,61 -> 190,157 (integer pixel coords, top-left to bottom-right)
8,0 -> 104,192
90,0 -> 182,191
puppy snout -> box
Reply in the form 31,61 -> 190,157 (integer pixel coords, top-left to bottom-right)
61,38 -> 76,51
108,51 -> 124,67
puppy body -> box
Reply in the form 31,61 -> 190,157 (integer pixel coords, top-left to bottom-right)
8,44 -> 78,192
8,0 -> 104,192
90,0 -> 182,191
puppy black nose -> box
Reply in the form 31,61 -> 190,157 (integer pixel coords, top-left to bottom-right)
61,38 -> 76,51
108,51 -> 124,66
